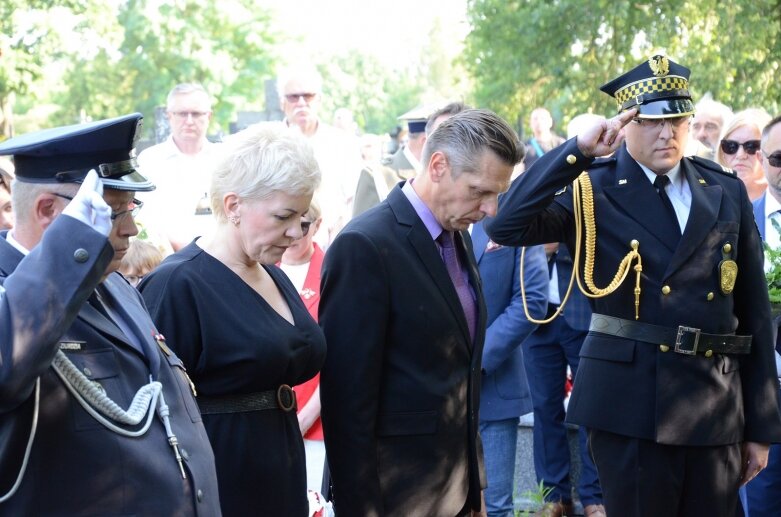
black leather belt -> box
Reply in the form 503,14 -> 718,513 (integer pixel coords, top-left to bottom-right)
589,314 -> 752,355
197,385 -> 297,414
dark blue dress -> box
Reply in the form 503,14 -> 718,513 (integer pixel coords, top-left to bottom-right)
140,242 -> 326,517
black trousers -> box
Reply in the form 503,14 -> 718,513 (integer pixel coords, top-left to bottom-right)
589,429 -> 742,517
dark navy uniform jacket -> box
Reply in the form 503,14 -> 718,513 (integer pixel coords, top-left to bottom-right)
0,215 -> 221,516
486,138 -> 781,447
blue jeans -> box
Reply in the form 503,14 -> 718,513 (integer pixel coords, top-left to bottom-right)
524,316 -> 602,506
480,418 -> 519,517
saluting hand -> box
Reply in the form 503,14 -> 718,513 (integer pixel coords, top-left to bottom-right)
576,108 -> 637,158
62,169 -> 112,237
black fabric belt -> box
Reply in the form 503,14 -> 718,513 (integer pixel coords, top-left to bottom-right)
589,314 -> 752,355
197,385 -> 297,415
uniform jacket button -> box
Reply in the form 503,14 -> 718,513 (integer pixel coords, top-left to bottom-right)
659,344 -> 670,352
196,489 -> 204,502
73,248 -> 89,263
566,154 -> 577,165
661,285 -> 671,295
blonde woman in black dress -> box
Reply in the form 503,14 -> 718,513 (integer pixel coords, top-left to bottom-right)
140,122 -> 324,516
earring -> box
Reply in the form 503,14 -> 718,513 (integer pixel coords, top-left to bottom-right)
229,215 -> 239,226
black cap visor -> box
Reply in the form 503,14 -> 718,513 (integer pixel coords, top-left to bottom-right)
631,98 -> 695,118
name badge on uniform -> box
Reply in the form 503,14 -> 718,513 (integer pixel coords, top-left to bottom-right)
59,341 -> 84,350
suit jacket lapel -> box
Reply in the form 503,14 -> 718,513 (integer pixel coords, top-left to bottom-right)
664,160 -> 722,277
101,276 -> 161,375
471,222 -> 489,264
603,147 -> 678,252
387,187 -> 474,347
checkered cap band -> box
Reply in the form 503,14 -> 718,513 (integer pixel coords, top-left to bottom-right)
614,76 -> 689,106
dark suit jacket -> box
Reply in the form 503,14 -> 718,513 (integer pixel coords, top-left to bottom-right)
319,186 -> 487,517
0,216 -> 220,516
486,140 -> 781,446
472,221 -> 547,421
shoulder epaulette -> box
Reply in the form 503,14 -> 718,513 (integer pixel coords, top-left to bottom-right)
687,155 -> 736,177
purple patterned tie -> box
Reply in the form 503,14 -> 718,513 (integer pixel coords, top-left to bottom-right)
438,231 -> 477,342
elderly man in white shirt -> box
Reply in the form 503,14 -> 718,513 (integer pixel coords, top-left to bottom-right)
137,83 -> 220,251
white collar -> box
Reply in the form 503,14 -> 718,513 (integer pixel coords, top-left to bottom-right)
6,231 -> 30,256
638,161 -> 683,192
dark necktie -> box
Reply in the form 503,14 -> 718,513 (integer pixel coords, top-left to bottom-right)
653,175 -> 682,237
438,231 -> 477,342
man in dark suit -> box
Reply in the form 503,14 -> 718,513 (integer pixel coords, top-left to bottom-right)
319,109 -> 523,517
740,114 -> 781,517
523,245 -> 604,517
0,114 -> 220,515
472,220 -> 548,517
486,55 -> 781,516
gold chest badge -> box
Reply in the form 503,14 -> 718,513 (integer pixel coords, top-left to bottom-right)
719,241 -> 738,295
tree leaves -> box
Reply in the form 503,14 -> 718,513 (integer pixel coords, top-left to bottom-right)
464,0 -> 781,135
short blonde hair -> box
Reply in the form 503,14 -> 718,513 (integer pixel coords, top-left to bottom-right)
120,238 -> 164,274
210,122 -> 321,222
716,108 -> 771,167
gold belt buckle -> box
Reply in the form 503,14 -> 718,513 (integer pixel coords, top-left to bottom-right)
276,384 -> 297,412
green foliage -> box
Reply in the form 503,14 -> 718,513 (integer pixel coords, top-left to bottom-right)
52,0 -> 279,137
515,480 -> 555,516
765,219 -> 781,305
464,0 -> 781,136
317,51 -> 424,135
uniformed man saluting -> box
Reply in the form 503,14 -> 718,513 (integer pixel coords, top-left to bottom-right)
0,114 -> 220,515
486,56 -> 781,517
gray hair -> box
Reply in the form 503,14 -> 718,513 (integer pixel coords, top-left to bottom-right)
421,109 -> 523,178
11,180 -> 79,226
425,102 -> 469,136
210,122 -> 321,222
276,64 -> 323,100
694,95 -> 733,126
166,83 -> 211,110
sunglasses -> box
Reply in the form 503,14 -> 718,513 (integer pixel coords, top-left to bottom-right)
763,150 -> 781,168
285,92 -> 317,103
301,220 -> 313,236
720,139 -> 761,155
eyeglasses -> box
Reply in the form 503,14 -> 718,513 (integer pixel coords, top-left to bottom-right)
632,117 -> 691,130
763,150 -> 781,168
301,220 -> 313,236
284,93 -> 317,103
168,111 -> 210,120
721,139 -> 761,155
53,194 -> 144,221
123,274 -> 145,287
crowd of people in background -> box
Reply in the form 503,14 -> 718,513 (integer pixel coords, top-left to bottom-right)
1,55 -> 781,517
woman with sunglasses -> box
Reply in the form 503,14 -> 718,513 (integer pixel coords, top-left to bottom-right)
716,108 -> 772,201
139,123 -> 325,517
